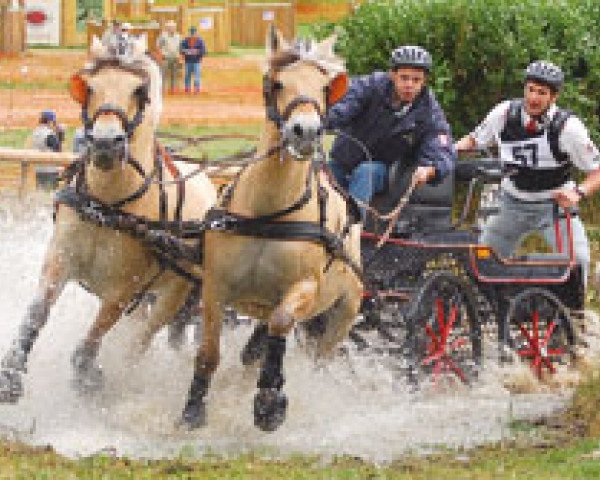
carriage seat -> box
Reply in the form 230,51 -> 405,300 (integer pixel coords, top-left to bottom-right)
364,162 -> 454,237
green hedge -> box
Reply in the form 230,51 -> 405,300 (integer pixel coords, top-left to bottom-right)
312,0 -> 600,222
313,0 -> 600,142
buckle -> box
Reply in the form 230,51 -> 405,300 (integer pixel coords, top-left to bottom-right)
208,214 -> 237,232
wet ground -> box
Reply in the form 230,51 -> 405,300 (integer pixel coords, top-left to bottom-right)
1,194 -> 596,462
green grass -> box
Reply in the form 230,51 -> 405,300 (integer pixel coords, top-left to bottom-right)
1,435 -> 600,479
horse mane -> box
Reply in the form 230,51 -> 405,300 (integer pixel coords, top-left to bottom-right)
267,37 -> 346,78
84,52 -> 163,127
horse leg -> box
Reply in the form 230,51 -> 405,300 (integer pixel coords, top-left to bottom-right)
167,285 -> 201,350
179,286 -> 223,429
71,297 -> 130,393
311,292 -> 361,358
0,250 -> 67,403
254,279 -> 317,432
240,323 -> 268,366
135,279 -> 193,353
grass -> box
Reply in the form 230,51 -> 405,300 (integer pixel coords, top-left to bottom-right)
0,434 -> 600,479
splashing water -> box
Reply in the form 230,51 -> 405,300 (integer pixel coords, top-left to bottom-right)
0,193 -> 582,462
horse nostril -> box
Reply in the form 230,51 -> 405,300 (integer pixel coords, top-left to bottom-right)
293,124 -> 304,137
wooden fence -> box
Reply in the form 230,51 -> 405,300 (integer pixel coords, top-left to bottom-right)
0,7 -> 26,54
0,147 -> 239,195
230,2 -> 294,46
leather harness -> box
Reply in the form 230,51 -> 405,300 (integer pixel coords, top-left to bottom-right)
54,55 -> 362,296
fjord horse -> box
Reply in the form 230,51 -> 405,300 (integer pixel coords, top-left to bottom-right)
0,35 -> 216,401
178,28 -> 363,431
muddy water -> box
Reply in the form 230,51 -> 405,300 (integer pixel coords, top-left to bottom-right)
0,194 -> 588,462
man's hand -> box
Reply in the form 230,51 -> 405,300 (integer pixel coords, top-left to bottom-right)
553,188 -> 581,208
414,166 -> 436,186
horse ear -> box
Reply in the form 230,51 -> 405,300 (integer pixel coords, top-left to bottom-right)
132,33 -> 148,58
70,73 -> 88,105
317,33 -> 338,58
266,25 -> 288,56
327,72 -> 349,106
90,35 -> 106,58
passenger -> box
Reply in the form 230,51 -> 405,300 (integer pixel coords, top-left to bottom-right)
455,61 -> 600,283
326,46 -> 456,206
29,110 -> 64,152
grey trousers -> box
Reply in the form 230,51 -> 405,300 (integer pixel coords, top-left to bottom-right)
480,191 -> 590,284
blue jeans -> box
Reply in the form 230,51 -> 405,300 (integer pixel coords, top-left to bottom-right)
329,160 -> 388,204
184,62 -> 201,91
480,191 -> 590,284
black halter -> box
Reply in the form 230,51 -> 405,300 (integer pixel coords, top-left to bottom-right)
78,59 -> 151,141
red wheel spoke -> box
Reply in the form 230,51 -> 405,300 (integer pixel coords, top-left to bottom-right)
547,348 -> 566,356
542,320 -> 558,347
531,356 -> 542,379
442,305 -> 458,345
422,350 -> 444,366
542,357 -> 557,374
424,323 -> 440,347
445,357 -> 467,384
517,349 -> 535,357
518,323 -> 535,347
448,337 -> 466,352
436,298 -> 445,338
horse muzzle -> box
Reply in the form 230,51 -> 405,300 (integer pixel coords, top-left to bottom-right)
88,134 -> 128,171
283,114 -> 323,159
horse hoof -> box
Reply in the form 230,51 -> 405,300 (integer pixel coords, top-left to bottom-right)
254,388 -> 287,432
0,369 -> 23,404
177,400 -> 206,430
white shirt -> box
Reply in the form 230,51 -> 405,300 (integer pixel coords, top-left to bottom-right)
157,32 -> 181,58
470,100 -> 600,200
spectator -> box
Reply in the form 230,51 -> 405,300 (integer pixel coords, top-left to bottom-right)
28,110 -> 64,152
157,20 -> 182,94
72,126 -> 87,155
180,26 -> 206,93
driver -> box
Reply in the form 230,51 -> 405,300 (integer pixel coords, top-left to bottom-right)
326,46 -> 456,206
455,61 -> 600,283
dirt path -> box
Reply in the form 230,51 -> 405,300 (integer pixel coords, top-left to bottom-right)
0,50 -> 264,128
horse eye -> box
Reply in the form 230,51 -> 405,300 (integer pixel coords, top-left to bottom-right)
134,86 -> 146,97
273,80 -> 284,91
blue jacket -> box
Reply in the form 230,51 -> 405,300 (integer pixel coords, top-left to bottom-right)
327,72 -> 456,184
180,36 -> 206,63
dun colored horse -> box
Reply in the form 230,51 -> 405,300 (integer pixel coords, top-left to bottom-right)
0,35 -> 216,401
178,28 -> 363,431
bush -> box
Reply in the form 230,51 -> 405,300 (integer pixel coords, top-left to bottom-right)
314,0 -> 600,141
312,0 -> 600,222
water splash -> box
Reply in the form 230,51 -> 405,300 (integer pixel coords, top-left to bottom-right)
0,194 -> 579,462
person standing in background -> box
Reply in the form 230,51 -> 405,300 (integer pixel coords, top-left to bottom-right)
180,26 -> 206,94
157,20 -> 182,94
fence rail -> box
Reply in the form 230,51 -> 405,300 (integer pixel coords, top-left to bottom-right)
0,147 -> 240,195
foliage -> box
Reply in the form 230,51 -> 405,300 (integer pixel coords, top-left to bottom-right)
314,0 -> 600,143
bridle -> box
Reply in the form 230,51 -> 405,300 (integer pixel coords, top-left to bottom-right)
76,59 -> 152,144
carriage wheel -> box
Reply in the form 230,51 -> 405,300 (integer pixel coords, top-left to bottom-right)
405,271 -> 482,386
506,288 -> 575,379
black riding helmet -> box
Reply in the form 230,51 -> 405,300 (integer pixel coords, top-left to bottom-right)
525,61 -> 564,91
390,46 -> 432,73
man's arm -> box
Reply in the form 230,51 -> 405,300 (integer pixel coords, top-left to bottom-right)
554,116 -> 600,207
414,130 -> 456,186
454,101 -> 510,153
325,74 -> 372,130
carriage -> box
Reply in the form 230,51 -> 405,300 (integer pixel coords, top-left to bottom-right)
350,156 -> 585,385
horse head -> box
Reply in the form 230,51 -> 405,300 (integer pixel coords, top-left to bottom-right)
69,35 -> 163,171
264,27 -> 348,159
